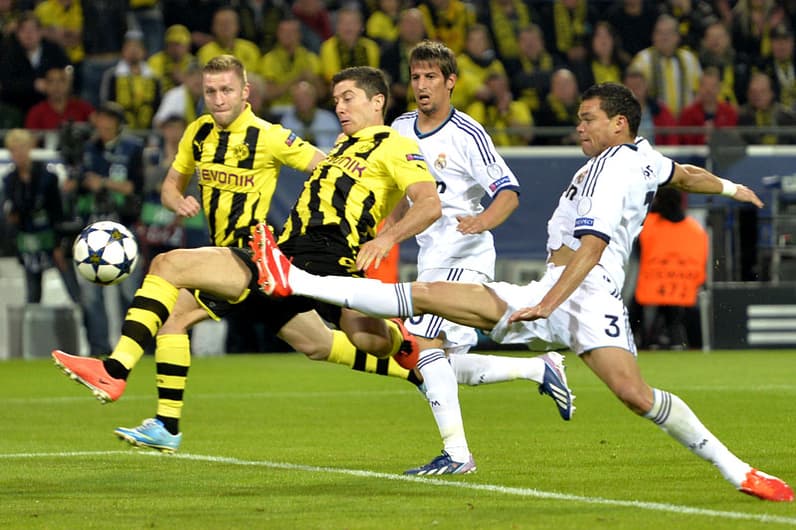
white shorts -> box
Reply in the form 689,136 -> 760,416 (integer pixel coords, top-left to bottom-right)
487,264 -> 636,356
404,267 -> 490,355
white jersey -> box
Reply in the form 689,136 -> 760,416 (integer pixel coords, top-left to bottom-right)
545,139 -> 673,289
392,108 -> 520,278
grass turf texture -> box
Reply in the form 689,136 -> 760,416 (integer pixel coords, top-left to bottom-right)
0,350 -> 794,529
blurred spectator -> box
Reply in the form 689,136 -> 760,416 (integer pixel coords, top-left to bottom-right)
484,0 -> 536,62
731,0 -> 787,60
0,0 -> 21,48
319,7 -> 380,84
0,12 -> 70,116
79,0 -> 127,108
99,30 -> 161,130
152,60 -> 203,127
291,0 -> 333,53
534,68 -> 580,145
72,102 -> 145,355
128,0 -> 165,56
2,128 -> 81,304
162,0 -> 224,51
138,115 -> 207,263
366,0 -> 400,46
25,65 -> 93,130
33,0 -> 84,77
737,71 -> 796,144
417,0 -> 475,54
677,66 -> 738,145
235,0 -> 286,54
604,0 -> 657,61
539,0 -> 598,65
659,0 -> 719,51
197,6 -> 261,73
570,20 -> 627,92
505,24 -> 560,117
260,18 -> 322,117
466,71 -> 533,146
629,14 -> 701,116
624,68 -> 679,145
454,24 -> 506,111
758,23 -> 796,109
634,186 -> 708,350
699,21 -> 748,106
280,80 -> 340,151
148,24 -> 195,93
380,8 -> 427,122
246,71 -> 272,119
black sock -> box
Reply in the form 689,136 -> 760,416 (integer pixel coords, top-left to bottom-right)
157,415 -> 180,435
103,359 -> 130,380
407,369 -> 422,386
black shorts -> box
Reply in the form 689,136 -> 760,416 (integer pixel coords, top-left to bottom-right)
198,227 -> 361,334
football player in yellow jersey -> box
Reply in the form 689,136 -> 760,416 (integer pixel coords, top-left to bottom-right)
52,61 -> 441,452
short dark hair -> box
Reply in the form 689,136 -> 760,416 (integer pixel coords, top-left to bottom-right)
96,101 -> 126,124
581,82 -> 641,137
409,39 -> 458,79
331,66 -> 390,118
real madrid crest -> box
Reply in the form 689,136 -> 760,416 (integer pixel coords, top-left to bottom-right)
576,170 -> 586,184
232,143 -> 250,161
434,153 -> 447,171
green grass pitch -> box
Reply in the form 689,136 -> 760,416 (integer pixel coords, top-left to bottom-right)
0,350 -> 794,529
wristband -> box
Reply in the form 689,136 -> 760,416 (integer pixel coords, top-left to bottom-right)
719,178 -> 738,197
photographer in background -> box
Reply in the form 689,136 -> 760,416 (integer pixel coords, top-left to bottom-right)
2,128 -> 81,304
72,102 -> 145,356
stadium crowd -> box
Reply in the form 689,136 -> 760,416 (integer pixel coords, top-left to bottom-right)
0,0 -> 794,147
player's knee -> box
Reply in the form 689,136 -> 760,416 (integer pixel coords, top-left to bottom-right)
149,250 -> 182,278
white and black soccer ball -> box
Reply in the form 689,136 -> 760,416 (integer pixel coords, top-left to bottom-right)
73,221 -> 139,285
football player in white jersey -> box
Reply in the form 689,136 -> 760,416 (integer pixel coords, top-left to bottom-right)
252,82 -> 793,501
387,40 -> 577,475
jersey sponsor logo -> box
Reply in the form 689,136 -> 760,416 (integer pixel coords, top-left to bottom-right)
489,175 -> 511,191
199,168 -> 255,187
434,153 -> 447,170
577,197 -> 592,215
231,143 -> 251,161
575,217 -> 594,227
327,155 -> 366,177
285,132 -> 297,146
406,153 -> 425,162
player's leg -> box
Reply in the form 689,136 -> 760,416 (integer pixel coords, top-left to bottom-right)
114,289 -> 210,451
581,346 -> 793,501
53,247 -> 251,402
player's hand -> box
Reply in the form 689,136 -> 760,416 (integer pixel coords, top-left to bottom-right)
356,237 -> 393,271
174,195 -> 201,218
733,184 -> 764,208
83,172 -> 104,192
456,214 -> 487,234
508,304 -> 551,323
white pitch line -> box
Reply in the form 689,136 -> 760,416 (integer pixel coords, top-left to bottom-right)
1,450 -> 794,526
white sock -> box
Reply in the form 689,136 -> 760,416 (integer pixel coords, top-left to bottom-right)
289,267 -> 414,318
450,353 -> 545,385
417,348 -> 469,463
645,388 -> 750,487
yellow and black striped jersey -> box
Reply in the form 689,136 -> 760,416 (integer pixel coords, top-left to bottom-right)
172,103 -> 318,247
280,125 -> 433,252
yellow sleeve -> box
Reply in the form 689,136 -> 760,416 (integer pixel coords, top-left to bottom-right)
171,119 -> 203,176
262,123 -> 320,173
385,134 -> 434,191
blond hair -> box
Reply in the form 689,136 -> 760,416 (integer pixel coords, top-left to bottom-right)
203,54 -> 248,85
4,128 -> 34,149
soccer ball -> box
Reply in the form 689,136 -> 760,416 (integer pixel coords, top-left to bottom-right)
73,221 -> 139,285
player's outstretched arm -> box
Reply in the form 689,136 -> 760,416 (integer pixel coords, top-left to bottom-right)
456,189 -> 519,234
670,163 -> 764,208
356,181 -> 441,271
161,167 -> 201,218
